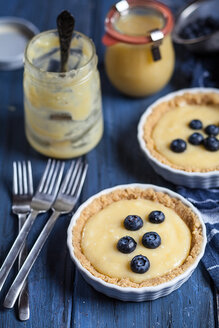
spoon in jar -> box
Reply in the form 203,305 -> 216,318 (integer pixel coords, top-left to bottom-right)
57,10 -> 75,72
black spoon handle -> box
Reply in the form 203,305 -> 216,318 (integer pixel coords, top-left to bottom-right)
57,10 -> 75,72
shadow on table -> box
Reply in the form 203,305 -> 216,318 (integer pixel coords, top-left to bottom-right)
0,104 -> 31,158
45,212 -> 75,296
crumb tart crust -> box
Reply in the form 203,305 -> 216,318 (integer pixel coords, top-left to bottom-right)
143,92 -> 219,172
72,187 -> 203,288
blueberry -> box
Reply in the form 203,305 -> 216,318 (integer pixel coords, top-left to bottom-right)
180,17 -> 219,40
189,119 -> 203,130
202,26 -> 212,36
188,132 -> 204,145
124,215 -> 143,231
191,22 -> 199,33
148,210 -> 165,224
180,26 -> 194,39
188,31 -> 197,39
117,236 -> 137,254
204,124 -> 219,136
142,232 -> 161,249
203,137 -> 219,151
130,255 -> 150,274
170,139 -> 187,153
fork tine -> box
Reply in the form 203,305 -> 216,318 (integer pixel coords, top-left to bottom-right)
48,161 -> 65,195
46,161 -> 59,194
69,163 -> 83,196
22,162 -> 28,194
27,161 -> 34,195
54,162 -> 65,194
73,163 -> 88,198
70,162 -> 88,197
43,160 -> 56,193
61,161 -> 75,193
38,159 -> 52,193
66,159 -> 81,195
18,162 -> 23,195
49,161 -> 65,196
13,162 -> 18,195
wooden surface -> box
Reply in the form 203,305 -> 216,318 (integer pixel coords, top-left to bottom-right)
0,0 -> 218,327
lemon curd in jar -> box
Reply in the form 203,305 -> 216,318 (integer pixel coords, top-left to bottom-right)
115,14 -> 162,36
104,7 -> 175,97
24,30 -> 103,158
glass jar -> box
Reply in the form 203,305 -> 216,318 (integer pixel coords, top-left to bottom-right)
102,0 -> 175,97
24,30 -> 103,158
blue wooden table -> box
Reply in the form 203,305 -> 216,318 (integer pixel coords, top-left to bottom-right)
0,0 -> 218,327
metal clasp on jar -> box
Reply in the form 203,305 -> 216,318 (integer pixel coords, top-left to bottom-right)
149,29 -> 164,61
114,0 -> 129,13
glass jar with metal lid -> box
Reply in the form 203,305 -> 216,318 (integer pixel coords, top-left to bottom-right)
24,30 -> 103,158
102,0 -> 175,97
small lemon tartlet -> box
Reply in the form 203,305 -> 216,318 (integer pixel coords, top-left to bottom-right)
72,186 -> 204,288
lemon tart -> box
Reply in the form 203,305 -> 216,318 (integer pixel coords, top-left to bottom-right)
72,186 -> 204,288
142,91 -> 219,173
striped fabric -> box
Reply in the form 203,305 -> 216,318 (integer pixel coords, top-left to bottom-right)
177,186 -> 219,290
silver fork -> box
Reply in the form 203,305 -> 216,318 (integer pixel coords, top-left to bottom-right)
12,161 -> 33,321
0,159 -> 65,294
4,159 -> 88,309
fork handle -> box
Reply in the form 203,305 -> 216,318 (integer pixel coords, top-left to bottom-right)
4,210 -> 61,308
18,213 -> 30,321
0,210 -> 39,293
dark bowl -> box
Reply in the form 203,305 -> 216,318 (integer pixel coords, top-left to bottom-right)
172,0 -> 219,53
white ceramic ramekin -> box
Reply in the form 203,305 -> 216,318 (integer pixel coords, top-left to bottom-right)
67,183 -> 206,302
137,88 -> 219,188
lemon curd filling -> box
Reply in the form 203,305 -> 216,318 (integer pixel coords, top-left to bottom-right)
81,199 -> 191,284
152,104 -> 219,170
